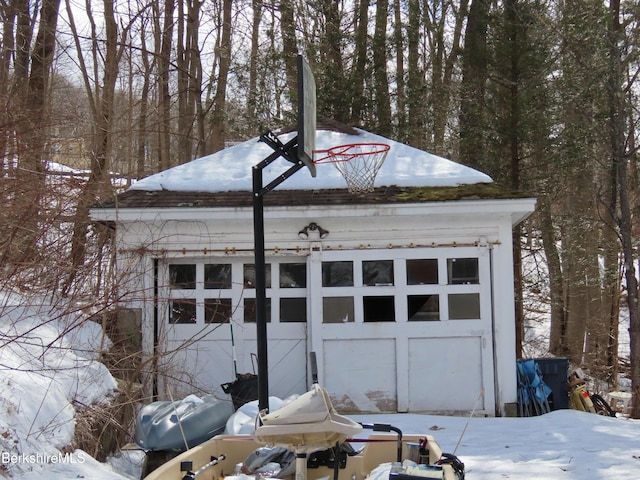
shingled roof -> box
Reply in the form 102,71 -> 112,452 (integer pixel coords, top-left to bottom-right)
96,182 -> 525,209
95,122 -> 529,210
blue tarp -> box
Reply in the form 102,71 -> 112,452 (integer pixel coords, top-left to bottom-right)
517,359 -> 552,416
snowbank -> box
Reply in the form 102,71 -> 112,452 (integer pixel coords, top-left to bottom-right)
0,294 -> 128,478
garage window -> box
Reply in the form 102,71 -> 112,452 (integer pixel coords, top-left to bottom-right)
448,293 -> 481,319
169,299 -> 196,324
408,294 -> 440,321
244,263 -> 272,288
322,261 -> 353,287
243,298 -> 271,323
323,297 -> 355,323
363,260 -> 394,286
204,298 -> 232,323
205,264 -> 232,289
363,296 -> 395,322
280,298 -> 307,322
320,253 -> 483,323
406,259 -> 438,285
169,264 -> 196,289
280,263 -> 307,288
447,258 -> 479,284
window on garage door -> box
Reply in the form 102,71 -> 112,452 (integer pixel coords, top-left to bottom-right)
166,259 -> 308,325
320,253 -> 482,323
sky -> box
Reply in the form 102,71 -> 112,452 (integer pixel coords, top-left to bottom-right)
129,128 -> 493,193
1,293 -> 639,480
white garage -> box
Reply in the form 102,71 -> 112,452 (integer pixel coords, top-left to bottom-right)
91,123 -> 535,416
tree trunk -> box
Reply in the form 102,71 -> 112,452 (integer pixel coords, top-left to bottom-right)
350,0 -> 368,125
0,0 -> 18,159
63,0 -> 125,293
209,0 -> 232,153
247,0 -> 262,123
176,0 -> 189,164
187,0 -> 204,158
607,0 -> 640,418
539,195 -> 566,356
406,0 -> 423,148
7,0 -> 60,266
372,0 -> 391,136
458,0 -> 489,168
137,25 -> 152,178
431,0 -> 468,154
561,180 -> 600,365
158,0 -> 174,170
393,0 -> 406,141
279,0 -> 297,110
320,0 -> 348,122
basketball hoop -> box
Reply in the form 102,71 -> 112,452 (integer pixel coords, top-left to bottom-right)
314,143 -> 390,193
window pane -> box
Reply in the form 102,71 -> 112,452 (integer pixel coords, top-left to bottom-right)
169,264 -> 196,289
363,260 -> 394,286
363,296 -> 395,322
244,298 -> 271,323
322,261 -> 353,287
204,264 -> 232,289
204,298 -> 232,323
447,258 -> 479,284
408,295 -> 440,321
280,298 -> 307,322
169,300 -> 196,323
280,263 -> 307,288
406,259 -> 438,285
243,264 -> 272,288
323,297 -> 355,323
448,293 -> 481,319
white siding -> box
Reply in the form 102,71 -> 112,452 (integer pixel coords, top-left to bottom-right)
93,198 -> 535,415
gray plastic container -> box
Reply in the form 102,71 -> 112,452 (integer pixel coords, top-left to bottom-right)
135,394 -> 233,451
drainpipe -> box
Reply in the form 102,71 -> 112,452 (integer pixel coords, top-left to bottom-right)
488,243 -> 500,416
153,258 -> 159,401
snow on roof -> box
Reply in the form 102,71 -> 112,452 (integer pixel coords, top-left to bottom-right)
130,128 -> 492,193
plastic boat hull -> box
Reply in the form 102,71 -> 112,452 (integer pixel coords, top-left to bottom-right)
142,432 -> 459,480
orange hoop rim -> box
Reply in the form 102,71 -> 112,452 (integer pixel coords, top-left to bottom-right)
313,143 -> 391,164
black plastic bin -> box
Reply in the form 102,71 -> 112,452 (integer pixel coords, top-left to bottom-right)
221,373 -> 259,410
534,357 -> 569,410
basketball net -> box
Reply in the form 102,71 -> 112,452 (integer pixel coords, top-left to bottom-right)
314,143 -> 390,194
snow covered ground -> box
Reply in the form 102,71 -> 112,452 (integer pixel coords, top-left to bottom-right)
354,411 -> 640,479
0,293 -> 128,479
1,293 -> 639,479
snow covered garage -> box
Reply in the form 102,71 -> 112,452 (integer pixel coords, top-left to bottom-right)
90,124 -> 535,416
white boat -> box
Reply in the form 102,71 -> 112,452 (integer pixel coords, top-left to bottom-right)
142,384 -> 463,480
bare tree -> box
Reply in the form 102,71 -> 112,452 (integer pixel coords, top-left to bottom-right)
392,0 -> 406,140
606,0 -> 640,418
157,0 -> 175,170
209,0 -> 232,153
280,0 -> 298,108
428,0 -> 467,155
2,0 -> 61,267
247,0 -> 262,123
458,0 -> 489,169
373,0 -> 391,136
406,0 -> 423,148
350,0 -> 369,125
62,0 -> 132,293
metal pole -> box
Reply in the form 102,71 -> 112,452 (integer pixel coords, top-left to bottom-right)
253,164 -> 269,413
252,133 -> 304,414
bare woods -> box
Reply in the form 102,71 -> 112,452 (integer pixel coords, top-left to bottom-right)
0,0 -> 638,416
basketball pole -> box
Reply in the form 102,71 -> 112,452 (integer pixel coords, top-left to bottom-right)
253,131 -> 305,414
